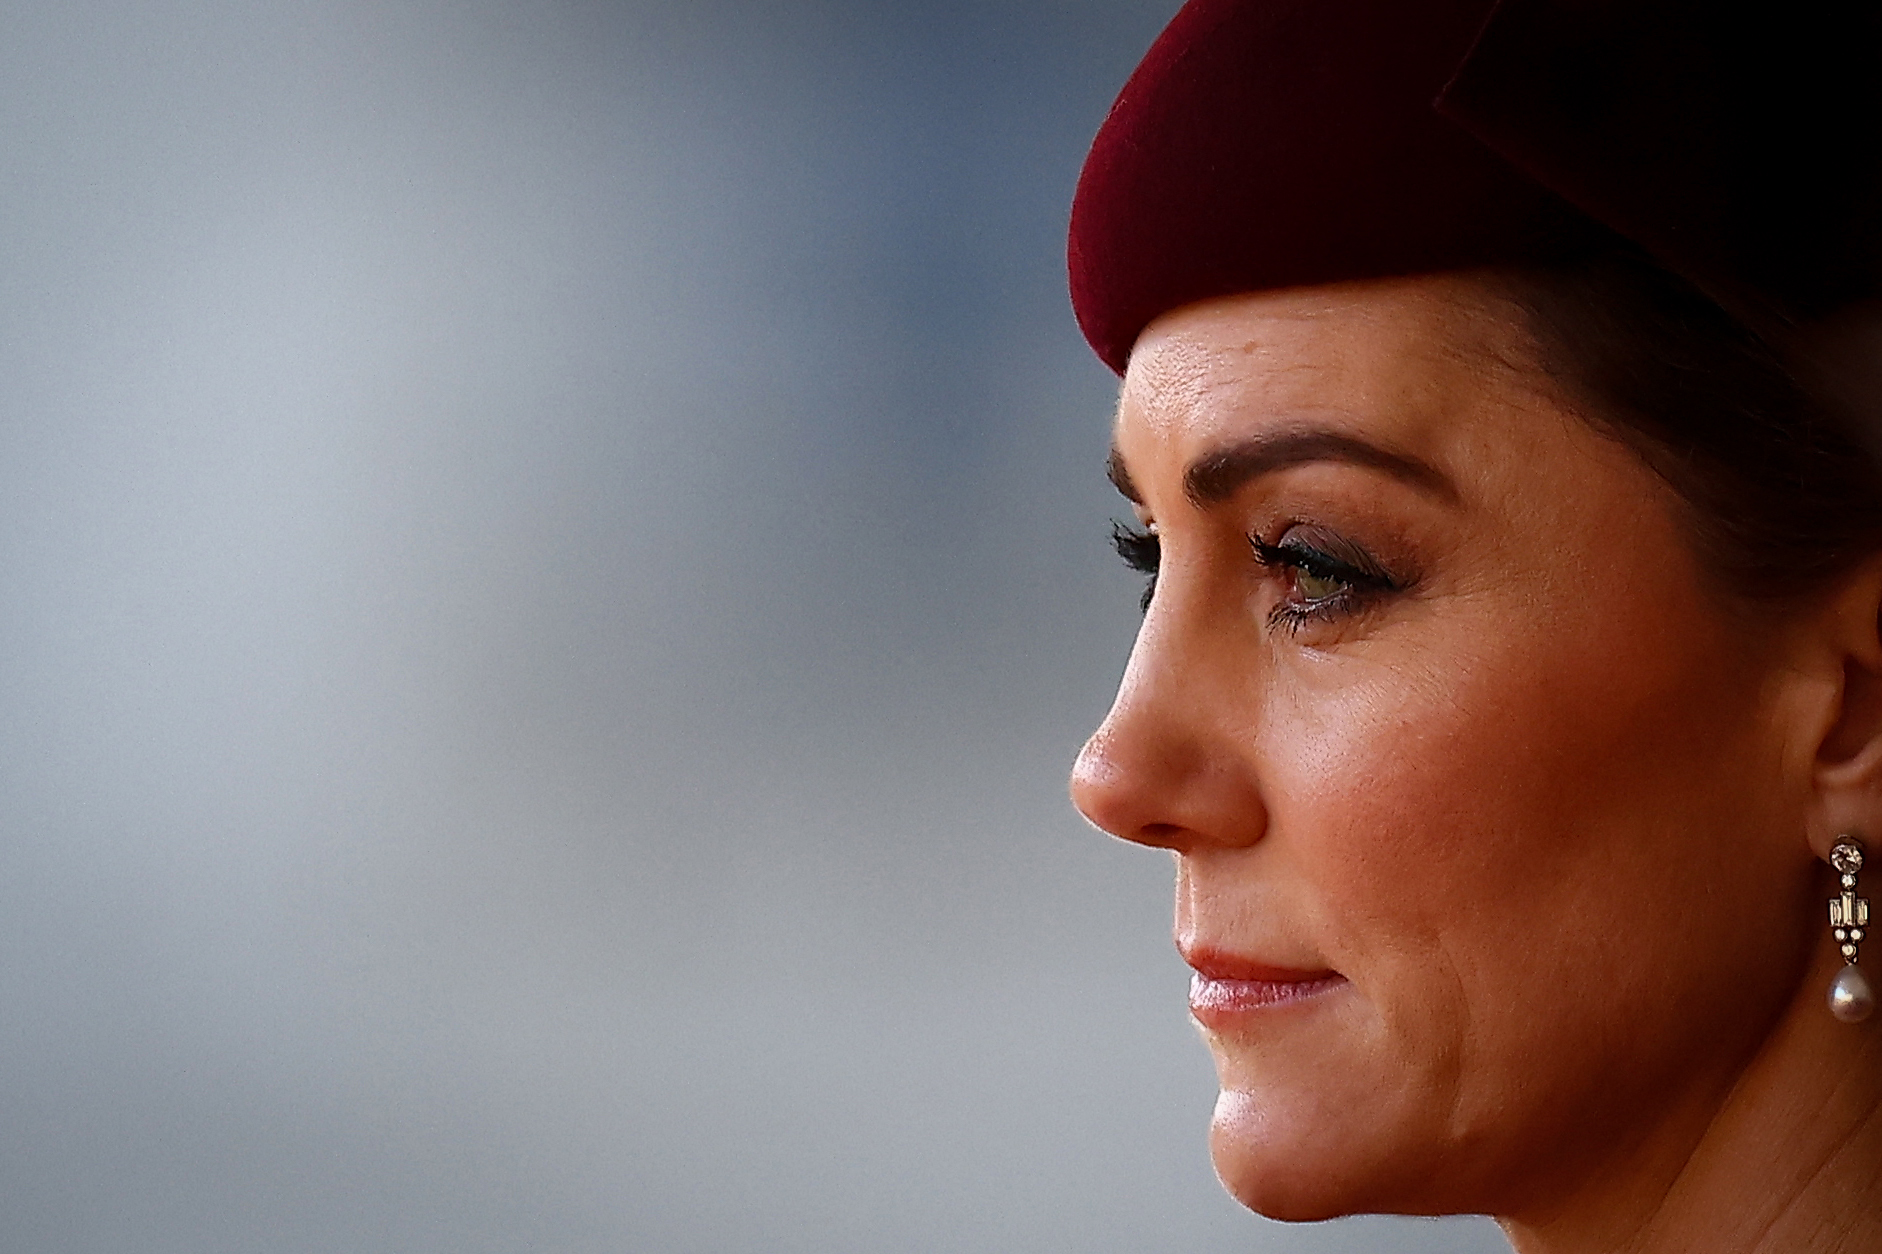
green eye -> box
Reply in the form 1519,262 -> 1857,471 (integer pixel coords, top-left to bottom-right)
1251,528 -> 1405,633
1292,567 -> 1347,601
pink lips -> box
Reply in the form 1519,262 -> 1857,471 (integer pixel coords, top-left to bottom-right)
1184,949 -> 1345,1029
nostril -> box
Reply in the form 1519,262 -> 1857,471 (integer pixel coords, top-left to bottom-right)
1137,821 -> 1188,847
1070,703 -> 1196,846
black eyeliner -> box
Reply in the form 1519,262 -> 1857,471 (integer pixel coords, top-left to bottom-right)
1251,535 -> 1400,592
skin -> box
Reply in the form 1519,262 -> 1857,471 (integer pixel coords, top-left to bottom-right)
1069,274 -> 1882,1253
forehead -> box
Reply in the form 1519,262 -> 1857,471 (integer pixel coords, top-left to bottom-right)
1116,276 -> 1553,473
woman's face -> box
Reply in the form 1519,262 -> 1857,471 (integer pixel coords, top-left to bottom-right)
1071,276 -> 1821,1221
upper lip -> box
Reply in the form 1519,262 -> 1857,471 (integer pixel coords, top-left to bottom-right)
1181,943 -> 1338,984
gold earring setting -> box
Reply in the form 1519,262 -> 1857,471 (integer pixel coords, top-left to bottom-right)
1828,837 -> 1874,1023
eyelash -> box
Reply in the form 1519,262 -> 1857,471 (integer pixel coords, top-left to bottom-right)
1110,521 -> 1401,629
1112,521 -> 1162,612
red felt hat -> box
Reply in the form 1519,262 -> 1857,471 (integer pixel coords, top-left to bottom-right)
1069,0 -> 1882,382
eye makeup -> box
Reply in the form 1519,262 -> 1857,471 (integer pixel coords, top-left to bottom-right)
1111,518 -> 1409,630
1252,524 -> 1405,634
1112,520 -> 1161,612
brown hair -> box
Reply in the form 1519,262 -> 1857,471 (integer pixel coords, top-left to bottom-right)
1502,249 -> 1882,603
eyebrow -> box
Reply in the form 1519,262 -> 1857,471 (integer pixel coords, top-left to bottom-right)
1105,445 -> 1143,503
1107,427 -> 1459,509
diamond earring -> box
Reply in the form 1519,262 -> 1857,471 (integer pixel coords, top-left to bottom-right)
1828,837 -> 1874,1023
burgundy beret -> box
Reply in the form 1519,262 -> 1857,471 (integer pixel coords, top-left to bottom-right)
1069,0 -> 1882,381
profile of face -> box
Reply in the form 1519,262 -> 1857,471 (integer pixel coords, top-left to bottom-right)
1070,274 -> 1844,1222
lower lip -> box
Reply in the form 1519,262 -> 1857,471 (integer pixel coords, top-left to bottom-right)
1189,972 -> 1345,1029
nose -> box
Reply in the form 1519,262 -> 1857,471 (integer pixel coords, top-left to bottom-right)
1069,611 -> 1269,853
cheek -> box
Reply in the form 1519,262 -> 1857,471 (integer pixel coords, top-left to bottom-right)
1253,607 -> 1794,1142
1272,598 -> 1755,932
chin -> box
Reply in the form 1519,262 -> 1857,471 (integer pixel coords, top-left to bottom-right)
1207,1086 -> 1466,1223
1208,1089 -> 1357,1222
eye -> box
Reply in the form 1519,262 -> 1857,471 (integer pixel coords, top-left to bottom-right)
1291,565 -> 1347,602
1252,527 -> 1401,631
1112,520 -> 1160,613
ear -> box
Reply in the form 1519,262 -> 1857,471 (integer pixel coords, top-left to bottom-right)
1805,558 -> 1882,859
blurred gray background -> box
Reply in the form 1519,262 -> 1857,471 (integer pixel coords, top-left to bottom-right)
0,2 -> 1508,1251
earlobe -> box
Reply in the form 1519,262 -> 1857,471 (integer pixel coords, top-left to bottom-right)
1806,560 -> 1882,858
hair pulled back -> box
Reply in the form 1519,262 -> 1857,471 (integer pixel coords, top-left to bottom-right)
1504,250 -> 1882,604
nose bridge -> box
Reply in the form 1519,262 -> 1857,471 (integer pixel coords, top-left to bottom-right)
1070,590 -> 1269,852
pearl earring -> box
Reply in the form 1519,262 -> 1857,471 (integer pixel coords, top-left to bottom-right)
1828,837 -> 1875,1023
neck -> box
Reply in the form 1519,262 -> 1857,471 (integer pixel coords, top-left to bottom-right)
1500,945 -> 1882,1254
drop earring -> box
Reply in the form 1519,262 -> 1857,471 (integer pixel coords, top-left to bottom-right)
1828,837 -> 1875,1023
